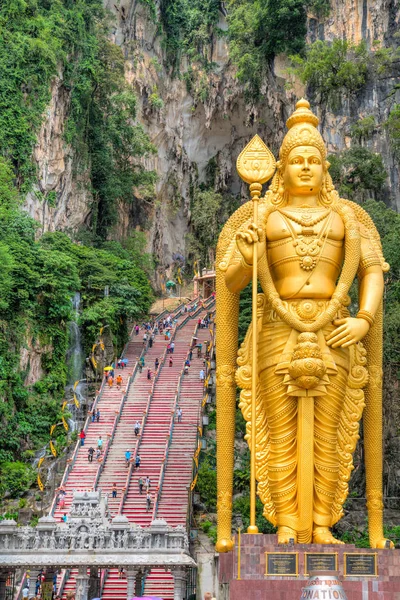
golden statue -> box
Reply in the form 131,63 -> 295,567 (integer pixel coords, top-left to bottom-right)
215,99 -> 393,551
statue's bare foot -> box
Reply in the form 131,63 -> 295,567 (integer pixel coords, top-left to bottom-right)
374,538 -> 394,549
277,526 -> 297,544
313,527 -> 344,545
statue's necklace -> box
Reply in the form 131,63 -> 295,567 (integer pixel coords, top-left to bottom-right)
279,207 -> 331,228
278,209 -> 333,271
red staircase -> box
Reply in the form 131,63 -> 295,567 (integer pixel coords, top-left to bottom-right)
51,299 -> 215,600
143,309 -> 213,600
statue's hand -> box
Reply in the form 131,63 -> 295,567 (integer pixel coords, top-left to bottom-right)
326,317 -> 370,348
236,223 -> 265,266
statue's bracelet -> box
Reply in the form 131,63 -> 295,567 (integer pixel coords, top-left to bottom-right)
356,309 -> 375,326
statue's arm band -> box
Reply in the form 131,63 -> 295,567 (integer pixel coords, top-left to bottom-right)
357,254 -> 382,278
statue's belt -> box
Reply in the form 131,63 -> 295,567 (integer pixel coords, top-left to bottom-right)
259,299 -> 351,397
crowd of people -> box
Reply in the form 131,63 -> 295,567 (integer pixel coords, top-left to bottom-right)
46,300 -> 215,597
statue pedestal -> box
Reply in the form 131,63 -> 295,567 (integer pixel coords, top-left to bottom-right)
218,534 -> 400,599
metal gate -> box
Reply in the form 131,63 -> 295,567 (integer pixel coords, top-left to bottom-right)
4,570 -> 15,600
185,566 -> 197,600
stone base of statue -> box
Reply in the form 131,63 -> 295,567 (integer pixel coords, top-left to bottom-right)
218,534 -> 400,599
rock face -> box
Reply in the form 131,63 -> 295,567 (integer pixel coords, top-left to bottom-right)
23,76 -> 92,235
23,0 -> 399,268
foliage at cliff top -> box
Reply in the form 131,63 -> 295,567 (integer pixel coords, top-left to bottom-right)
289,39 -> 400,108
0,0 -> 155,238
227,0 -> 308,96
0,157 -> 153,499
154,0 -> 330,99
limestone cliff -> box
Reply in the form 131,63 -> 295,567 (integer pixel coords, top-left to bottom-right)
23,0 -> 400,269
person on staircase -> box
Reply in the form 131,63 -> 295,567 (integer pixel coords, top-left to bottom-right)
79,428 -> 86,446
134,420 -> 141,437
88,447 -> 94,463
170,341 -> 175,354
155,357 -> 160,371
57,489 -> 66,509
199,369 -> 205,382
108,375 -> 113,388
146,492 -> 152,512
145,476 -> 151,492
112,483 -> 118,498
97,436 -> 103,452
143,332 -> 148,345
197,342 -> 203,358
138,477 -> 144,495
125,449 -> 131,466
189,349 -> 193,361
96,408 -> 100,422
147,368 -> 152,380
169,356 -> 173,367
177,407 -> 183,423
116,374 -> 122,390
135,454 -> 141,469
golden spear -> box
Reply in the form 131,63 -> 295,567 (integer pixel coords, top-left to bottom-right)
236,135 -> 276,533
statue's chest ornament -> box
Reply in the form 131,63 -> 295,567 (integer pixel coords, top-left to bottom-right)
278,208 -> 332,271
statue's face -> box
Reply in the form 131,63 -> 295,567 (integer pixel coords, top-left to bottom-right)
283,146 -> 324,196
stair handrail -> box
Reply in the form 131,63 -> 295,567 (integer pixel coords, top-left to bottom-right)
56,568 -> 70,598
92,378 -> 131,489
117,323 -> 174,514
99,568 -> 108,595
118,302 -> 190,515
151,367 -> 184,520
152,313 -> 208,520
13,571 -> 26,600
48,376 -> 107,516
186,316 -> 216,530
100,299 -> 188,514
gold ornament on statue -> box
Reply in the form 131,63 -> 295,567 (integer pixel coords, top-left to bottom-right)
215,98 -> 393,552
236,134 -> 276,186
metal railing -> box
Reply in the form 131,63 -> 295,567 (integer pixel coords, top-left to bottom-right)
186,306 -> 216,531
49,377 -> 107,516
56,568 -> 70,598
13,572 -> 26,600
117,301 -> 190,515
152,300 -> 216,523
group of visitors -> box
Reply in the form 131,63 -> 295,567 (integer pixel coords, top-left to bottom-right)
124,450 -> 141,469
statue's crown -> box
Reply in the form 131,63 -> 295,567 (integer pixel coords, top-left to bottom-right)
280,99 -> 326,163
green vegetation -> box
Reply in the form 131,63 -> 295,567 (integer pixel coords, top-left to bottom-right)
327,147 -> 387,201
159,0 -> 220,73
336,524 -> 400,548
350,116 -> 377,142
289,40 -> 369,106
0,0 -> 156,502
386,103 -> 400,158
187,188 -> 239,268
196,458 -> 217,510
0,0 -> 156,240
0,164 -> 153,499
289,40 -> 400,109
0,462 -> 34,499
227,0 -> 308,98
308,0 -> 331,17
